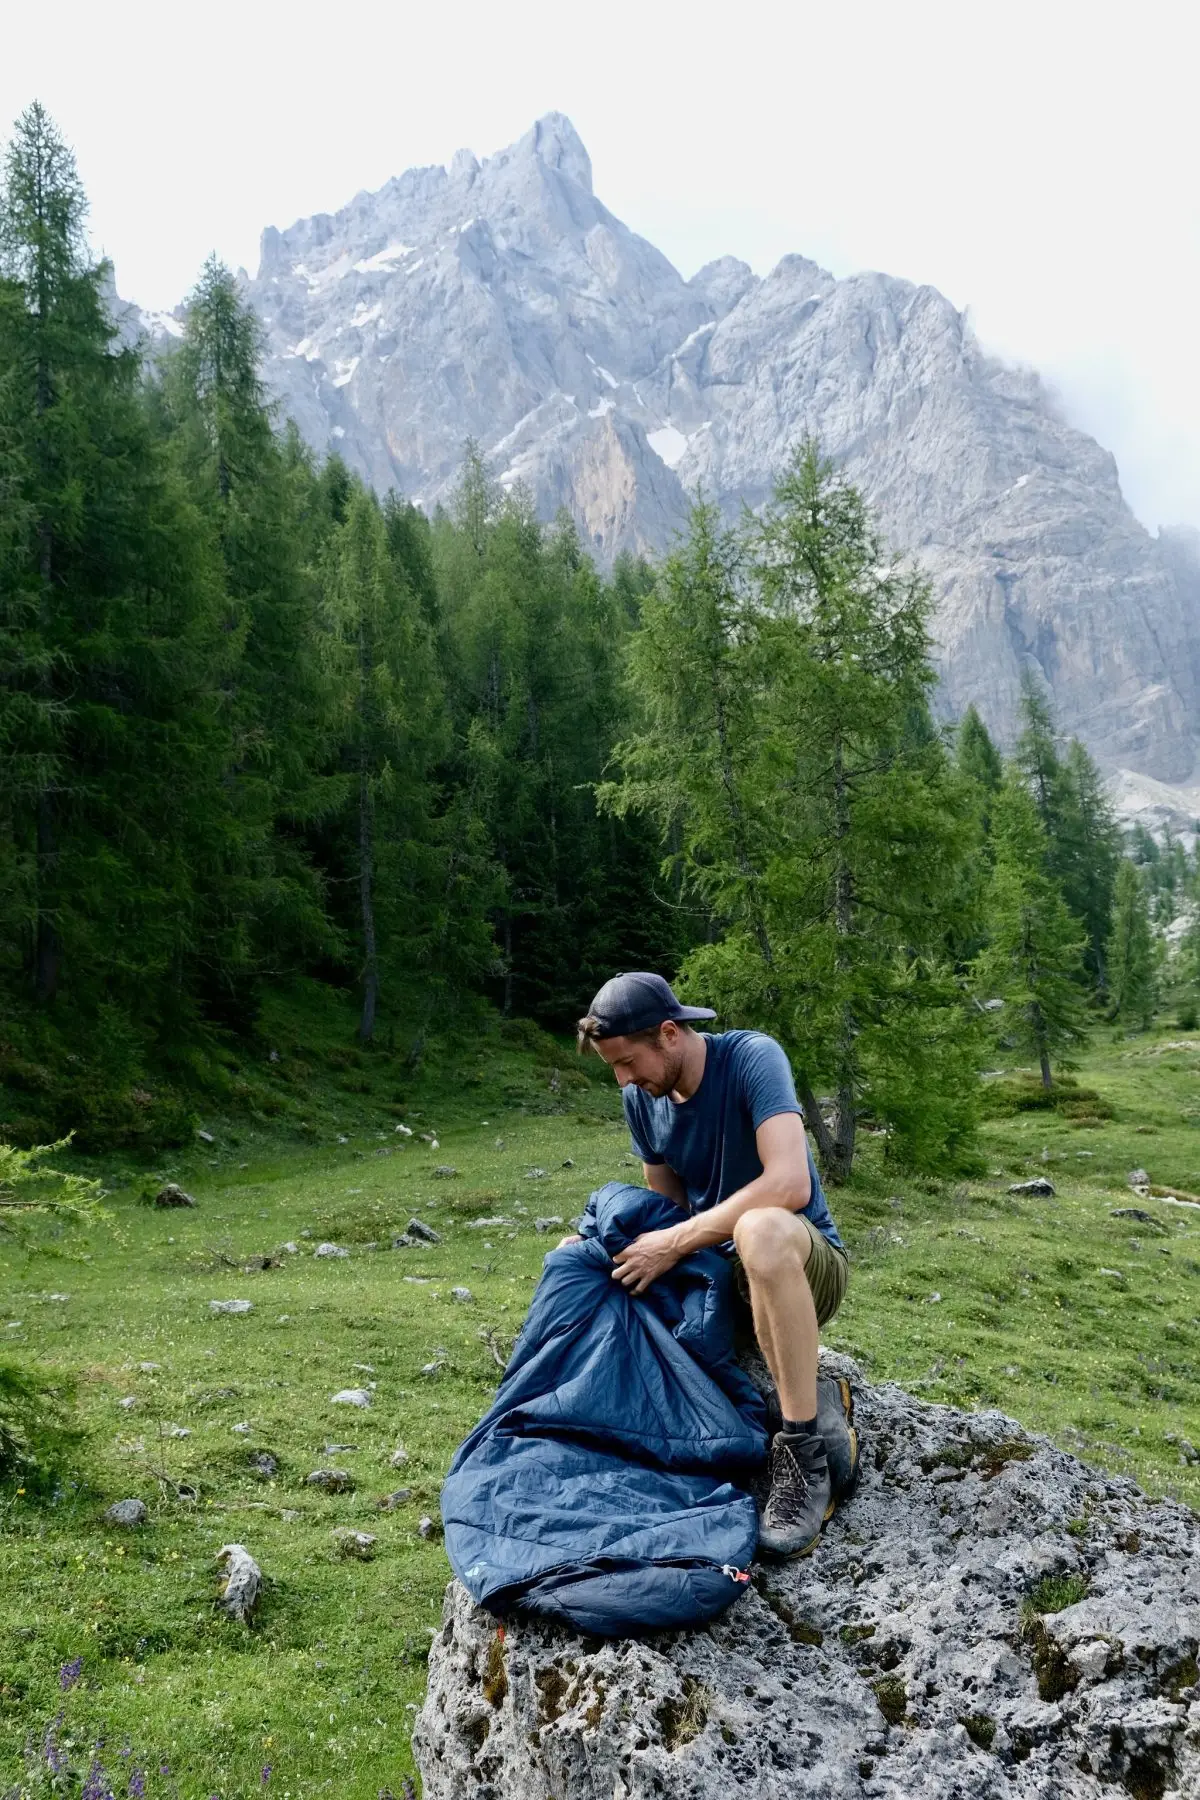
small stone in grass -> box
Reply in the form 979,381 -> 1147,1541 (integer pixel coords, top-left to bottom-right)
332,1528 -> 376,1559
432,1166 -> 459,1179
406,1217 -> 441,1244
106,1498 -> 148,1527
561,1158 -> 575,1168
137,1361 -> 161,1373
375,1487 -> 412,1511
418,1514 -> 440,1540
451,1287 -> 473,1303
534,1216 -> 564,1233
231,1421 -> 252,1435
215,1543 -> 262,1622
118,1396 -> 138,1409
1007,1178 -> 1055,1197
196,1129 -> 215,1144
389,1446 -> 409,1467
280,1508 -> 301,1522
306,1469 -> 354,1493
249,1451 -> 279,1479
329,1387 -> 371,1408
1128,1168 -> 1150,1189
314,1242 -> 349,1259
525,1168 -> 547,1180
167,1425 -> 190,1438
154,1183 -> 196,1208
209,1299 -> 253,1315
323,1442 -> 357,1455
281,1242 -> 299,1254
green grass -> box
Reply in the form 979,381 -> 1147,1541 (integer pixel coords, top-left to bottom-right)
2,1001 -> 1198,1796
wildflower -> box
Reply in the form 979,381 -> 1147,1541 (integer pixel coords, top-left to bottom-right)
262,1765 -> 272,1785
43,1712 -> 66,1774
128,1767 -> 146,1797
59,1656 -> 84,1691
81,1755 -> 114,1800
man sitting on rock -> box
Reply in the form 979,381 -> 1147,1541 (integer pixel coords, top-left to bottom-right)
571,971 -> 856,1558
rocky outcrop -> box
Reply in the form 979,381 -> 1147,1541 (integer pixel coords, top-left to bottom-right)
414,1353 -> 1199,1799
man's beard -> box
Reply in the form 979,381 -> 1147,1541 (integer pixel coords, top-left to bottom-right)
645,1045 -> 685,1097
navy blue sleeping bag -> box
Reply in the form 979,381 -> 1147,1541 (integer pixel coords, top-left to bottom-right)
441,1182 -> 768,1636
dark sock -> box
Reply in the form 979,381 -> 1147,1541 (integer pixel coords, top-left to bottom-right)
781,1415 -> 819,1437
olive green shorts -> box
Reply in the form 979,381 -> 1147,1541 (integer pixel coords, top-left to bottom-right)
733,1220 -> 849,1328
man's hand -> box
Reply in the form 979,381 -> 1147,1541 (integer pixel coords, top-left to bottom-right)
611,1226 -> 685,1296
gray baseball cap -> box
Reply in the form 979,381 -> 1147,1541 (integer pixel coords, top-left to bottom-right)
584,971 -> 716,1039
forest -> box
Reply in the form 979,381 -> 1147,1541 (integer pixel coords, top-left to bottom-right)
1,101 -> 1198,1178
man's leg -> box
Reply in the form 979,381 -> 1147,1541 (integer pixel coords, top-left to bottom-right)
733,1208 -> 850,1558
732,1207 -> 819,1421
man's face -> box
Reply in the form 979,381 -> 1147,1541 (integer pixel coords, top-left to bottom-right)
594,1025 -> 684,1098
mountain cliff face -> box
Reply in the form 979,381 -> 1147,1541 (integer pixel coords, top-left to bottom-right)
232,113 -> 1200,795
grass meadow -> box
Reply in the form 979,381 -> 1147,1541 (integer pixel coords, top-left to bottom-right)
2,993 -> 1198,1797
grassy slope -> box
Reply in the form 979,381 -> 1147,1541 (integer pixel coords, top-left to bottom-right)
1,994 -> 1198,1798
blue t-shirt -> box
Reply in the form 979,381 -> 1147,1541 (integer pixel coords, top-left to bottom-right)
622,1030 -> 844,1252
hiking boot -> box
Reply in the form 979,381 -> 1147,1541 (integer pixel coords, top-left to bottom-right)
817,1373 -> 861,1504
757,1430 -> 834,1559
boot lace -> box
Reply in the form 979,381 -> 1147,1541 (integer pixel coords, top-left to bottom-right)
763,1437 -> 813,1530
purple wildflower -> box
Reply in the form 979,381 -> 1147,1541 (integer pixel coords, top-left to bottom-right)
128,1766 -> 146,1797
59,1655 -> 84,1691
261,1764 -> 272,1785
43,1713 -> 67,1771
82,1755 -> 114,1800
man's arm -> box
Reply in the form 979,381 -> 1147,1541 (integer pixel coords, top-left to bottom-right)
556,1158 -> 687,1249
611,1113 -> 812,1293
643,1161 -> 688,1208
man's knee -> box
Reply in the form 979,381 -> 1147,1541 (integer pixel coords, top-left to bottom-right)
732,1206 -> 811,1276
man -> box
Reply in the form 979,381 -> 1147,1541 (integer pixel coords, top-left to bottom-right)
572,970 -> 854,1558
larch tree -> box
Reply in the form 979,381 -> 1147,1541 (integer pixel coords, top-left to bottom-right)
1105,858 -> 1156,1030
973,770 -> 1091,1087
603,447 -> 981,1181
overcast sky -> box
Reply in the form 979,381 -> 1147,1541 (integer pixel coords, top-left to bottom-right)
6,0 -> 1197,533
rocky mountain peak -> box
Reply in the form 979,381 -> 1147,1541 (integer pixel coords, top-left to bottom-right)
521,111 -> 593,194
139,114 -> 1200,804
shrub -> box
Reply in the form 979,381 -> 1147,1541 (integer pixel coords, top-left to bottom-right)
0,1359 -> 84,1496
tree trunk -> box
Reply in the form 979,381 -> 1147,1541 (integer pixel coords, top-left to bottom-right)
34,790 -> 60,1003
502,914 -> 513,1016
830,737 -> 857,1180
1030,999 -> 1052,1088
357,765 -> 378,1042
797,1077 -> 838,1174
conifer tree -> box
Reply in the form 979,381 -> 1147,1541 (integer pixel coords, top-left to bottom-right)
1106,858 -> 1156,1030
1014,677 -> 1119,985
160,256 -> 338,1004
957,705 -> 1003,796
322,486 -> 445,1040
973,771 -> 1091,1087
604,447 -> 980,1180
0,104 -> 232,1047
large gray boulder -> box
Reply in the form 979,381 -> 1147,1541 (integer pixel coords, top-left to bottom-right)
414,1354 -> 1199,1798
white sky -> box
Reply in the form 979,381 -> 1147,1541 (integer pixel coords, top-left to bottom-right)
6,0 -> 1198,532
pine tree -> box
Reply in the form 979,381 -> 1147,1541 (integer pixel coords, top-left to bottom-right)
433,459 -> 683,1024
322,486 -> 446,1040
1055,739 -> 1121,987
1106,858 -> 1156,1030
160,256 -> 339,1007
603,447 -> 980,1180
0,104 -> 232,1049
974,771 -> 1091,1087
1014,678 -> 1119,986
957,705 -> 1003,796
